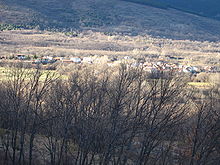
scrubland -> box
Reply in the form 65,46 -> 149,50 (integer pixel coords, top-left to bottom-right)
0,29 -> 220,67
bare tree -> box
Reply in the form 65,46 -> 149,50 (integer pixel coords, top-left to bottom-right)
0,64 -> 219,165
0,64 -> 58,165
185,85 -> 220,165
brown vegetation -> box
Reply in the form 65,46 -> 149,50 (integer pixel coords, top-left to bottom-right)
0,30 -> 220,68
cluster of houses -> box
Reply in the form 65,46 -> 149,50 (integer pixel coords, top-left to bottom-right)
34,55 -> 219,74
1,54 -> 219,74
33,56 -> 95,64
142,61 -> 200,74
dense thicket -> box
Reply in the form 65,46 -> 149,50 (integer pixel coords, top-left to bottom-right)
0,65 -> 219,165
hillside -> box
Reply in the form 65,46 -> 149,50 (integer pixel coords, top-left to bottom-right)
0,0 -> 220,41
156,0 -> 220,20
124,0 -> 220,21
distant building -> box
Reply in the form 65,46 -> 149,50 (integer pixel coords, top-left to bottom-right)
70,57 -> 82,63
43,56 -> 53,60
16,54 -> 27,60
183,66 -> 199,73
32,58 -> 56,65
82,57 -> 93,64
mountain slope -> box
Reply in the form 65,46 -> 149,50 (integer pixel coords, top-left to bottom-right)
1,0 -> 220,41
123,0 -> 220,21
156,0 -> 220,20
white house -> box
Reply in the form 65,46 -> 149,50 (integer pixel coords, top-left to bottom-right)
70,57 -> 82,63
82,57 -> 93,64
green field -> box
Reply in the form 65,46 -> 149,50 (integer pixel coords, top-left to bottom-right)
0,67 -> 68,81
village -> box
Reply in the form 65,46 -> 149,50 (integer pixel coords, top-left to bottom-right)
0,54 -> 219,75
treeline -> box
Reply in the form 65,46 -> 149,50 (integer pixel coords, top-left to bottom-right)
0,23 -> 66,33
0,64 -> 219,165
0,24 -> 35,31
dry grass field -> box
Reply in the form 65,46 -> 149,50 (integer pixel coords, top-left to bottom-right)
0,29 -> 220,67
